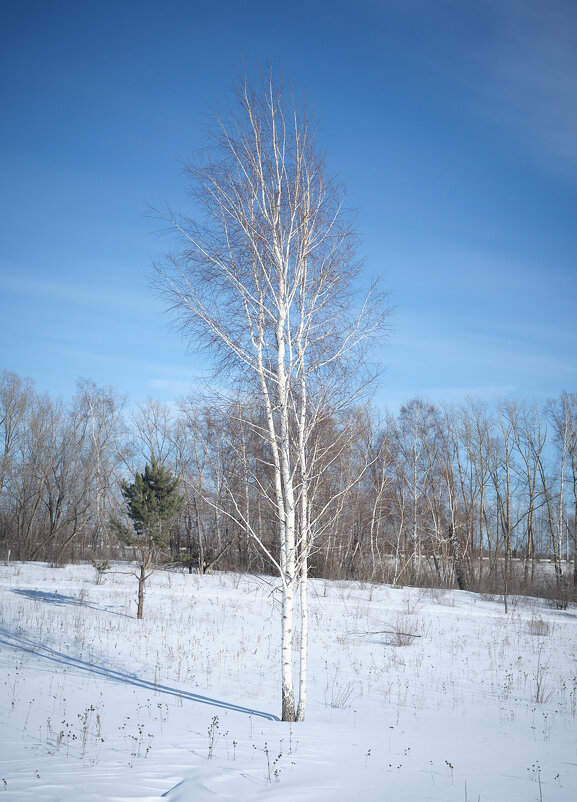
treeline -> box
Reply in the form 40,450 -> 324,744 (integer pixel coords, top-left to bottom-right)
1,369 -> 576,601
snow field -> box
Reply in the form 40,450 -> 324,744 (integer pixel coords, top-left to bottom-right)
0,562 -> 576,800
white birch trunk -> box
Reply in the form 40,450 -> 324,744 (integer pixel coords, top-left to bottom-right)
281,577 -> 296,721
296,558 -> 308,721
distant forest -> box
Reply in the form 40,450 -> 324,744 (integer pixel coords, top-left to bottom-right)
1,369 -> 575,604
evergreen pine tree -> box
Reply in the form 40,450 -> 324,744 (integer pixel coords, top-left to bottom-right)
114,458 -> 183,618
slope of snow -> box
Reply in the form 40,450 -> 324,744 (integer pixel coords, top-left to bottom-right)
0,562 -> 575,800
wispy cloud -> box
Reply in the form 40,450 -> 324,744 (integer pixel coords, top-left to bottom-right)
149,378 -> 203,396
375,382 -> 520,413
469,0 -> 577,176
1,269 -> 155,312
393,328 -> 575,375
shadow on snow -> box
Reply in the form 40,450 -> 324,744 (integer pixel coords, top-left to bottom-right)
1,617 -> 279,722
11,587 -> 132,618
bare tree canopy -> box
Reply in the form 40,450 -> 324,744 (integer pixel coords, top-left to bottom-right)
156,69 -> 387,391
1,368 -> 576,626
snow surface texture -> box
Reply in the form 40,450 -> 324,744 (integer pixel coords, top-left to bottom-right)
0,563 -> 576,801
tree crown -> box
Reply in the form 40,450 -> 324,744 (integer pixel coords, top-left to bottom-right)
119,458 -> 183,547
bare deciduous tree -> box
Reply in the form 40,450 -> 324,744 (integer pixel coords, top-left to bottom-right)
155,68 -> 388,721
547,393 -> 577,586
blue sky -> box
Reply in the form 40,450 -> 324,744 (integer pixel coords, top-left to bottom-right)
1,0 -> 575,410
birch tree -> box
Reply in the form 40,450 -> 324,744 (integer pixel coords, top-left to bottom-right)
155,68 -> 387,721
547,393 -> 577,586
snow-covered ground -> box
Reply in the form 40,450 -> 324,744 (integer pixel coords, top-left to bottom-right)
0,562 -> 575,801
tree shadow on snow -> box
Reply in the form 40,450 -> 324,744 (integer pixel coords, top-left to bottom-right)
0,626 -> 279,721
11,587 -> 131,617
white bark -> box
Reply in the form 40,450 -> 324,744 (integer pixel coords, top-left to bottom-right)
296,558 -> 308,722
